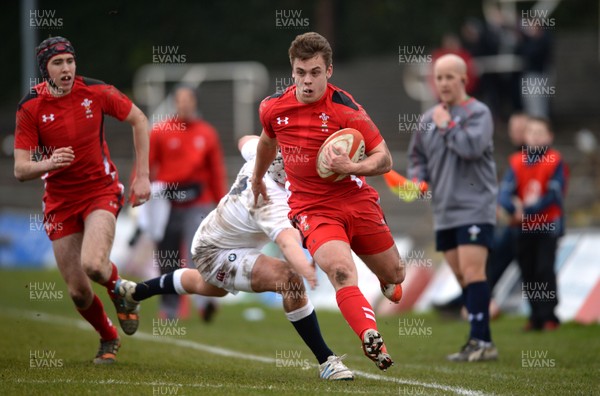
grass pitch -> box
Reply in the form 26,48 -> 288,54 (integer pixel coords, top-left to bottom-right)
0,269 -> 598,395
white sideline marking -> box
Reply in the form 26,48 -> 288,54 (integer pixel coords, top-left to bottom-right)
5,309 -> 487,395
14,378 -> 372,394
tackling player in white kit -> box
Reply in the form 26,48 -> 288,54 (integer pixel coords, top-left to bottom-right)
117,135 -> 353,380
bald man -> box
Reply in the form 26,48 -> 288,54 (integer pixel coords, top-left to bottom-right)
407,54 -> 498,362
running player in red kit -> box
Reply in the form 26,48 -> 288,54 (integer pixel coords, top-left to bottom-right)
13,37 -> 150,364
251,32 -> 405,371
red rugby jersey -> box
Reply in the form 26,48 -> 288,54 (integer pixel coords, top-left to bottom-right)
259,83 -> 383,212
14,76 -> 132,209
149,118 -> 227,207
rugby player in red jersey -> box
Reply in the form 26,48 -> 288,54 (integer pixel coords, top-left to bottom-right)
251,32 -> 405,371
13,37 -> 150,364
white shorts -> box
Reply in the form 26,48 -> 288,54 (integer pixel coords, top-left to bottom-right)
191,243 -> 260,294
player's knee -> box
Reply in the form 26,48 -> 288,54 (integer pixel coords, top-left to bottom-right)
82,257 -> 108,282
278,268 -> 304,290
276,269 -> 306,300
69,286 -> 93,309
392,266 -> 405,284
463,271 -> 486,285
379,268 -> 404,285
330,266 -> 354,287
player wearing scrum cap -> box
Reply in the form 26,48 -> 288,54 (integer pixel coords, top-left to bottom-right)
251,32 -> 405,371
116,136 -> 354,380
13,36 -> 150,364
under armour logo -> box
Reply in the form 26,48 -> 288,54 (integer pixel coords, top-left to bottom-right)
42,114 -> 55,122
277,117 -> 289,125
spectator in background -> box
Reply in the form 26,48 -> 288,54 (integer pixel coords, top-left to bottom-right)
408,54 -> 498,362
517,19 -> 553,118
486,112 -> 529,318
460,17 -> 502,117
498,116 -> 566,331
150,85 -> 227,321
431,32 -> 479,96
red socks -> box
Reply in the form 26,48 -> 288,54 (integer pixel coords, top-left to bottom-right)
77,294 -> 118,341
101,262 -> 119,299
336,286 -> 378,340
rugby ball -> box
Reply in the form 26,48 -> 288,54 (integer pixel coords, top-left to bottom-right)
381,282 -> 403,304
316,128 -> 366,182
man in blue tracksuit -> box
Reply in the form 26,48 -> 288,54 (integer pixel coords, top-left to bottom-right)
408,54 -> 498,362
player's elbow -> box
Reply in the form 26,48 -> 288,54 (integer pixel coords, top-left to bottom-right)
380,153 -> 393,173
14,166 -> 27,182
128,106 -> 149,130
137,113 -> 149,130
385,155 -> 393,172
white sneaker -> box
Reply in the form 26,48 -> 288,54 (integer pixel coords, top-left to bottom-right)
319,355 -> 354,380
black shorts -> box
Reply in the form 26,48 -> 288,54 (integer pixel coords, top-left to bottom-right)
435,223 -> 494,252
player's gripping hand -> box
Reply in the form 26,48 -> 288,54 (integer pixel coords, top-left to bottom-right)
130,175 -> 151,207
323,144 -> 356,175
251,177 -> 269,207
48,146 -> 75,170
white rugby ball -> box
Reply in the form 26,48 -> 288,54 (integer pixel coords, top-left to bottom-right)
316,128 -> 366,182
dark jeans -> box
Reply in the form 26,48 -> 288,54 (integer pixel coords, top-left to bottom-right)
516,232 -> 559,326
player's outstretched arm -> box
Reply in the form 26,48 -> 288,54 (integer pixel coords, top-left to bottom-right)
275,228 -> 318,290
125,104 -> 151,207
251,130 -> 277,206
14,147 -> 75,182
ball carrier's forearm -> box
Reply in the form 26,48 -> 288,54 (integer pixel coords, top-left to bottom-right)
352,148 -> 392,176
326,140 -> 393,177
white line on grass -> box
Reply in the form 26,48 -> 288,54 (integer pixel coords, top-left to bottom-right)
13,378 -> 372,394
6,309 -> 487,395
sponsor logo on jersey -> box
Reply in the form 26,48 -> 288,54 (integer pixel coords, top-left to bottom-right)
42,114 -> 55,123
276,116 -> 289,125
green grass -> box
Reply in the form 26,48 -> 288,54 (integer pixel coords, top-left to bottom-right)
0,269 -> 598,395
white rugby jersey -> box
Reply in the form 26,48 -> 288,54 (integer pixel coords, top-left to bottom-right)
191,139 -> 291,251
